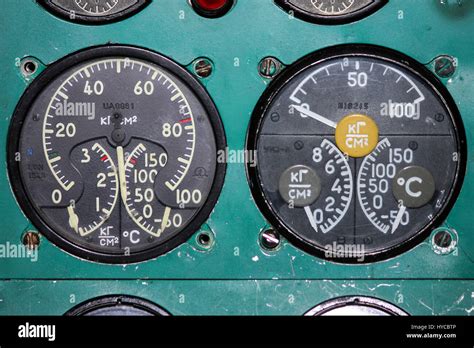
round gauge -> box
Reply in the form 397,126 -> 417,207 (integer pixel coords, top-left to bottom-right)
65,295 -> 170,316
305,296 -> 408,316
247,45 -> 466,263
39,0 -> 149,24
275,0 -> 387,24
8,45 -> 226,263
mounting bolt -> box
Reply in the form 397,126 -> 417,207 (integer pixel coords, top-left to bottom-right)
195,230 -> 215,251
22,231 -> 40,250
431,228 -> 457,255
193,58 -> 213,78
259,229 -> 281,250
20,59 -> 38,77
258,57 -> 283,79
434,55 -> 456,78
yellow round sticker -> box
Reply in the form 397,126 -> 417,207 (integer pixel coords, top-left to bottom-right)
335,114 -> 379,158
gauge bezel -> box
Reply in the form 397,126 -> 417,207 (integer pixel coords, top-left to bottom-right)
246,44 -> 467,264
274,0 -> 387,25
65,295 -> 171,316
8,44 -> 227,264
304,296 -> 408,316
38,0 -> 150,25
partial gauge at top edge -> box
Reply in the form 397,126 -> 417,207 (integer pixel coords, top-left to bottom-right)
39,0 -> 150,24
247,44 -> 466,264
65,295 -> 171,316
8,45 -> 226,264
275,0 -> 388,25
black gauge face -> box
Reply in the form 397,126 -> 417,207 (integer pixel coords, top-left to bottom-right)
247,45 -> 466,263
275,0 -> 387,24
305,296 -> 408,316
39,0 -> 149,24
9,45 -> 226,264
65,295 -> 170,316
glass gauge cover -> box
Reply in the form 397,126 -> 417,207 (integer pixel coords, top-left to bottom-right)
247,45 -> 466,263
8,45 -> 226,263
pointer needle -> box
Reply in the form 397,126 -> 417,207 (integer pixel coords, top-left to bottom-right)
160,207 -> 171,234
391,204 -> 406,234
67,203 -> 79,233
304,206 -> 318,233
291,104 -> 338,129
117,146 -> 128,203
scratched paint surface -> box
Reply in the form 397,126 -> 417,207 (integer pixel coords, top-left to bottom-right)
0,280 -> 472,315
0,0 -> 473,314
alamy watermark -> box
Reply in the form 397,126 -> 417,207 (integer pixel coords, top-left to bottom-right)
217,147 -> 257,167
325,242 -> 365,262
0,242 -> 38,262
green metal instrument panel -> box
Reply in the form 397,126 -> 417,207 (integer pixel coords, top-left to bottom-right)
0,0 -> 473,315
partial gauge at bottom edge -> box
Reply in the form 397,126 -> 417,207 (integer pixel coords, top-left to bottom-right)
247,44 -> 466,263
8,45 -> 226,264
65,295 -> 170,316
305,296 -> 408,316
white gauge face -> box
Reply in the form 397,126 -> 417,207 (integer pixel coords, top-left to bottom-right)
9,46 -> 226,263
247,46 -> 465,263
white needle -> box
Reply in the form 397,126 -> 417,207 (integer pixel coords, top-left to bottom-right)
391,204 -> 407,234
304,206 -> 318,233
67,202 -> 79,233
291,104 -> 338,129
160,207 -> 171,234
117,146 -> 128,203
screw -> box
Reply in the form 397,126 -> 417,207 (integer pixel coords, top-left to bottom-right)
435,113 -> 445,122
408,141 -> 418,151
433,230 -> 453,248
20,59 -> 38,77
434,55 -> 456,78
432,229 -> 457,255
258,57 -> 283,79
270,112 -> 280,122
194,58 -> 213,78
198,233 -> 210,245
196,232 -> 213,249
22,231 -> 40,250
260,229 -> 281,250
294,140 -> 304,150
